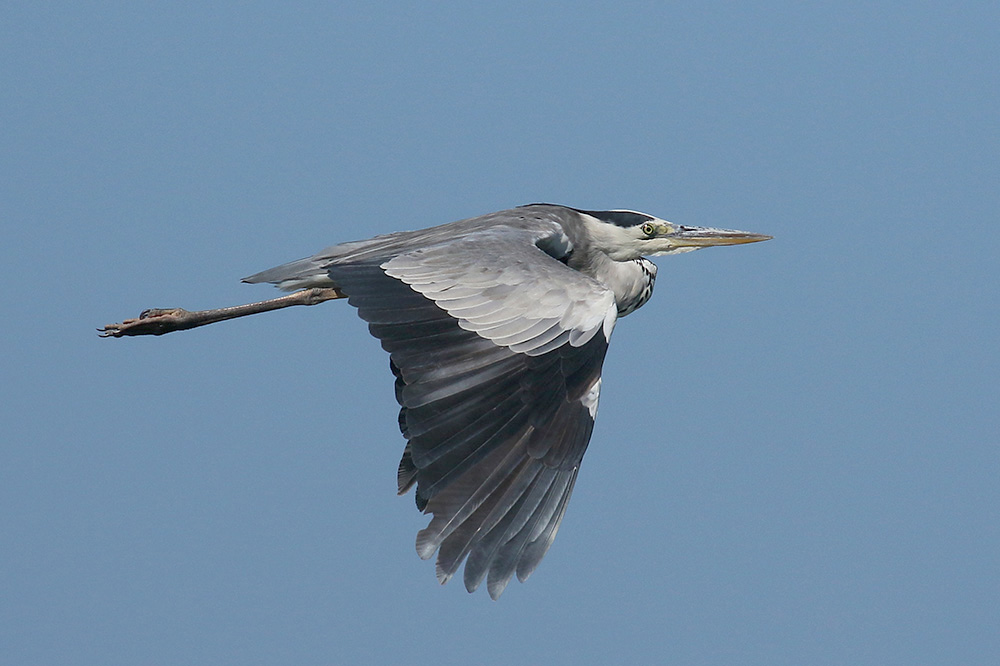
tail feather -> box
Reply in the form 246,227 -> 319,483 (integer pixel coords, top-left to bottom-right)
242,236 -> 403,291
241,256 -> 335,290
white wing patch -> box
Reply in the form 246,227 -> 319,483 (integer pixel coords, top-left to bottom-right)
383,227 -> 618,357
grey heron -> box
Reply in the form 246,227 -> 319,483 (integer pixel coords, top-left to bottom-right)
100,203 -> 770,599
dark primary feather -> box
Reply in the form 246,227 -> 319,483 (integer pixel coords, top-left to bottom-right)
328,250 -> 610,599
236,203 -> 770,598
246,206 -> 627,598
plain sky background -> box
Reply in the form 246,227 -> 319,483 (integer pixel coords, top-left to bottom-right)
2,2 -> 998,664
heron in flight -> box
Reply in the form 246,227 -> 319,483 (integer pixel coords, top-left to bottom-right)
101,203 -> 770,599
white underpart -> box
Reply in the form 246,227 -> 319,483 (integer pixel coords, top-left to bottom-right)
602,306 -> 617,340
581,377 -> 602,419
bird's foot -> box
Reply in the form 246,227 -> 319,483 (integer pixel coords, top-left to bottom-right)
99,288 -> 345,338
98,308 -> 191,337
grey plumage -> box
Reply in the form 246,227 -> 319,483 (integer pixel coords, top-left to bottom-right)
240,203 -> 771,599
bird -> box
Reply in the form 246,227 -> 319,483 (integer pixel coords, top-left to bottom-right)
100,203 -> 771,599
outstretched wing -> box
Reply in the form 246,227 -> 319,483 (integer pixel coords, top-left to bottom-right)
329,223 -> 618,598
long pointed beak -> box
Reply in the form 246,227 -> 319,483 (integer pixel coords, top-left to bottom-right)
669,225 -> 773,247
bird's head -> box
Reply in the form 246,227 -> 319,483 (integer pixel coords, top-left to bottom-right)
574,208 -> 772,261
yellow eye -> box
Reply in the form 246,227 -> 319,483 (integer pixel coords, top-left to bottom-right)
640,222 -> 656,236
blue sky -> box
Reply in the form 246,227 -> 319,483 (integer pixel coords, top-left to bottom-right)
2,2 -> 998,664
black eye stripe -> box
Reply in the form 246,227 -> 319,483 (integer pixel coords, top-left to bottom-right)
573,209 -> 654,228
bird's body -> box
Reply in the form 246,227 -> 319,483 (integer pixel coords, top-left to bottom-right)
101,203 -> 770,599
244,204 -> 659,316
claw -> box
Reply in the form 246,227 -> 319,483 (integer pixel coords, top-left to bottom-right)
99,288 -> 344,338
98,308 -> 188,337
